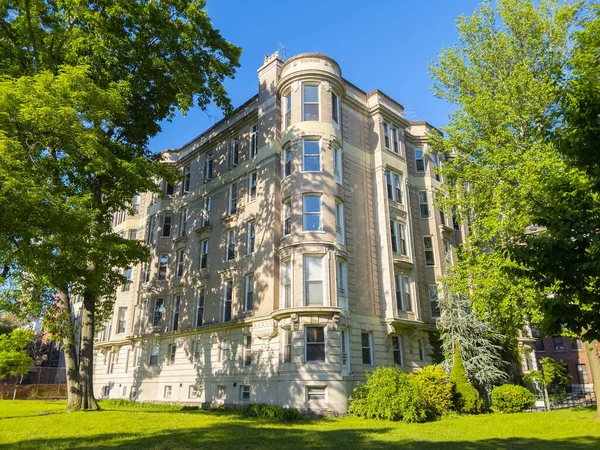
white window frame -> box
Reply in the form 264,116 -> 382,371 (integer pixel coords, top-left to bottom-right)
200,239 -> 209,269
282,147 -> 292,177
189,385 -> 199,399
168,343 -> 177,364
247,221 -> 255,255
302,83 -> 320,122
390,220 -> 400,254
383,122 -> 390,149
302,138 -> 321,172
226,228 -> 236,261
195,289 -> 205,327
423,236 -> 435,266
307,386 -> 326,401
281,259 -> 292,308
245,273 -> 254,311
336,259 -> 348,310
250,124 -> 258,158
117,307 -> 127,334
149,345 -> 160,366
182,165 -> 191,194
419,190 -> 430,218
248,171 -> 257,202
179,207 -> 188,237
164,385 -> 172,398
171,294 -> 180,331
392,128 -> 400,154
228,183 -> 238,215
223,281 -> 233,322
240,385 -> 251,401
176,248 -> 184,277
399,223 -> 408,256
333,147 -> 343,184
304,255 -> 324,306
220,338 -> 231,362
282,198 -> 292,236
283,92 -> 291,129
202,196 -> 211,227
228,138 -> 239,169
335,200 -> 345,244
305,325 -> 326,362
302,194 -> 322,232
332,91 -> 340,128
415,148 -> 426,173
361,332 -> 373,365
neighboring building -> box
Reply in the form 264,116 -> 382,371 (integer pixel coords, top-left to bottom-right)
93,52 -> 465,413
534,335 -> 594,393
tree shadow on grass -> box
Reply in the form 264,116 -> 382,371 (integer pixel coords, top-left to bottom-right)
2,419 -> 600,450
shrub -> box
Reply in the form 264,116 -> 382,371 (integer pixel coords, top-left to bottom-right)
491,384 -> 535,413
348,366 -> 428,423
449,346 -> 483,414
413,365 -> 454,416
241,403 -> 301,422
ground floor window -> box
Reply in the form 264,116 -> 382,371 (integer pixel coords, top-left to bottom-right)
164,385 -> 172,399
307,386 -> 326,401
240,385 -> 251,401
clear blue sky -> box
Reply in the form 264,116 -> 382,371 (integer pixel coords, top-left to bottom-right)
148,0 -> 482,153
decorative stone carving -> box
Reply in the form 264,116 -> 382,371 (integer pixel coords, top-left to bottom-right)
323,81 -> 331,92
385,322 -> 396,336
331,313 -> 340,330
292,81 -> 299,92
252,319 -> 278,340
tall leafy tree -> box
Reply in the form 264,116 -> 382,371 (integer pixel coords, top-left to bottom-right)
0,1 -> 241,410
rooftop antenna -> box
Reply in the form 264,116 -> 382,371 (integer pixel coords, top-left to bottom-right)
278,42 -> 287,60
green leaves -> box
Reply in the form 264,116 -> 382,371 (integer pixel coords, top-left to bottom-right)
0,329 -> 34,378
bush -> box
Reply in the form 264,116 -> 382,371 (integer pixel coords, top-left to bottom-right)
491,384 -> 535,413
413,365 -> 454,416
348,366 -> 428,423
449,346 -> 483,414
241,403 -> 301,422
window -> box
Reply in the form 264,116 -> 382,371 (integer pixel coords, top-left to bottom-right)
243,335 -> 252,367
250,124 -> 258,158
157,254 -> 168,280
162,213 -> 172,237
423,237 -> 435,266
415,148 -> 426,172
122,268 -> 133,291
283,329 -> 292,363
282,198 -> 292,236
553,336 -> 565,351
303,139 -> 321,172
302,84 -> 319,121
247,221 -> 256,254
403,275 -> 412,311
176,249 -> 184,277
395,274 -> 403,312
193,340 -> 202,362
418,339 -> 425,361
399,224 -> 408,256
204,153 -> 213,182
419,191 -> 429,218
336,259 -> 348,310
217,385 -> 226,399
335,200 -> 345,244
577,364 -> 589,384
128,229 -> 137,240
228,183 -> 238,215
240,385 -> 251,401
306,326 -> 325,362
165,181 -> 174,195
220,338 -> 231,362
223,281 -> 233,322
432,153 -> 441,181
429,286 -> 440,318
283,92 -> 291,128
333,147 -> 343,184
307,387 -> 326,401
143,259 -> 151,283
440,209 -> 446,226
248,172 -> 257,202
228,139 -> 239,169
386,170 -> 403,203
245,274 -> 254,311
179,207 -> 188,237
226,228 -> 236,261
303,194 -> 322,231
202,196 -> 211,227
152,298 -> 164,326
393,128 -> 400,154
304,256 -> 324,306
169,344 -> 176,364
164,385 -> 172,398
146,215 -> 156,244
195,289 -> 205,327
282,260 -> 292,308
390,221 -> 400,254
149,345 -> 159,366
117,307 -> 127,334
200,239 -> 209,269
332,92 -> 340,127
572,339 -> 582,350
182,165 -> 191,193
341,329 -> 350,373
282,147 -> 292,177
444,240 -> 453,265
392,336 -> 403,366
361,332 -> 373,365
189,385 -> 199,399
383,123 -> 390,149
171,295 -> 180,331
132,195 -> 140,215
452,206 -> 460,231
536,339 -> 545,352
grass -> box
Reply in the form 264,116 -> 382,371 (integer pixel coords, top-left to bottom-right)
0,400 -> 599,449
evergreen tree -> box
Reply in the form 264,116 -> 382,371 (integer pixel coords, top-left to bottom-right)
449,345 -> 484,413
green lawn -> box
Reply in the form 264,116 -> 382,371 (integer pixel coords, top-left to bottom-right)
0,400 -> 599,449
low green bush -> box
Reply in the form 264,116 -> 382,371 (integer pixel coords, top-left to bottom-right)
348,366 -> 428,423
413,365 -> 454,416
449,346 -> 484,414
491,384 -> 535,413
241,403 -> 301,422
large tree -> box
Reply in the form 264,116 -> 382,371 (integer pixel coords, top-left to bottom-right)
0,0 -> 241,410
429,0 -> 600,417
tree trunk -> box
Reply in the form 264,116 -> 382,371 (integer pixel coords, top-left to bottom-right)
57,288 -> 82,411
78,291 -> 100,410
585,340 -> 600,421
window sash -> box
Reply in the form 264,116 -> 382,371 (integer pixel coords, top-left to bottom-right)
335,202 -> 345,244
419,191 -> 429,217
172,295 -> 180,331
244,335 -> 252,366
176,249 -> 184,277
383,123 -> 390,149
245,275 -> 254,311
200,240 -> 209,269
162,214 -> 172,237
196,290 -> 205,327
283,201 -> 292,236
303,140 -> 321,172
306,326 -> 325,361
332,92 -> 339,125
228,183 -> 238,215
415,148 -> 426,172
250,125 -> 258,157
304,256 -> 324,306
157,255 -> 168,280
333,147 -> 342,183
226,229 -> 236,261
392,336 -> 403,366
247,222 -> 255,254
361,332 -> 372,365
223,283 -> 233,322
283,149 -> 292,177
248,172 -> 257,201
302,85 -> 319,121
424,237 -> 435,266
303,195 -> 322,231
